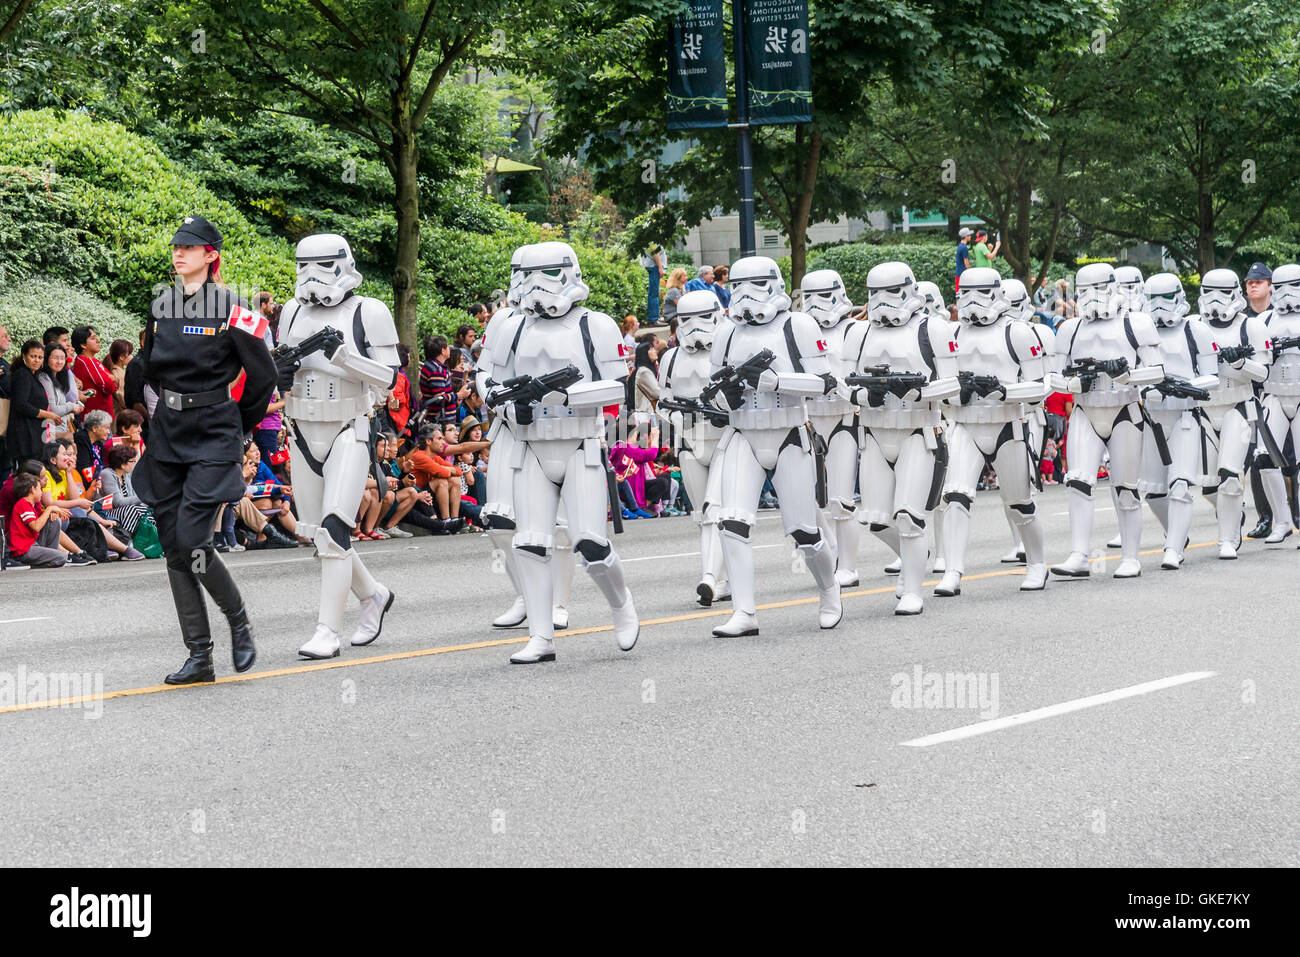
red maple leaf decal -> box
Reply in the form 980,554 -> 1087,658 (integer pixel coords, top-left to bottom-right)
617,343 -> 629,356
1030,344 -> 1042,356
816,339 -> 828,351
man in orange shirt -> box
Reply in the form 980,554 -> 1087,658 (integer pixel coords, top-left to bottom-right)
403,426 -> 465,527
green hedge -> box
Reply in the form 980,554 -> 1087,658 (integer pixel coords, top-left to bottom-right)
0,110 -> 296,314
0,278 -> 142,347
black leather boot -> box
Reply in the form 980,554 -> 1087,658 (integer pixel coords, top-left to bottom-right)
164,566 -> 216,685
193,548 -> 257,673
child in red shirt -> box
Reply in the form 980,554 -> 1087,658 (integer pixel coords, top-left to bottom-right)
8,472 -> 89,566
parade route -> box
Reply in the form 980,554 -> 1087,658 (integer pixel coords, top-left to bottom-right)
1,483 -> 1297,866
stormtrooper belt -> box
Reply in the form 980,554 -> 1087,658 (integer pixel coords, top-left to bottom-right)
162,385 -> 231,411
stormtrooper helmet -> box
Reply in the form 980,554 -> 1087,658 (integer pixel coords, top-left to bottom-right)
675,290 -> 723,351
866,261 -> 922,327
1198,268 -> 1245,323
1271,263 -> 1300,315
728,256 -> 792,326
999,278 -> 1033,322
1075,263 -> 1118,321
956,267 -> 1004,325
1143,273 -> 1190,327
1114,265 -> 1144,312
915,281 -> 948,322
519,241 -> 589,319
506,244 -> 533,308
801,269 -> 855,329
294,233 -> 362,307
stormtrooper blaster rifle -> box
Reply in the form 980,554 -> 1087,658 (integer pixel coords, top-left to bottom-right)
699,349 -> 777,405
1270,334 -> 1300,355
844,365 -> 928,399
957,371 -> 1004,403
1216,344 -> 1254,365
1062,356 -> 1129,391
271,326 -> 345,390
1149,374 -> 1211,402
658,396 -> 731,429
484,364 -> 584,413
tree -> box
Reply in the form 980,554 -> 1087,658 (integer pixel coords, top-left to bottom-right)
1070,0 -> 1300,272
161,0 -> 552,351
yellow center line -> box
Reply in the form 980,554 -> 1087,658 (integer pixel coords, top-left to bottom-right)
0,539 -> 1222,717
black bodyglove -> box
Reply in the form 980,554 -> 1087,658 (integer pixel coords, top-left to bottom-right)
820,372 -> 838,395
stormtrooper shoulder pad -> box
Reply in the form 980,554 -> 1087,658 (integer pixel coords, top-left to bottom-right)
1126,310 -> 1161,348
354,296 -> 400,349
786,311 -> 832,360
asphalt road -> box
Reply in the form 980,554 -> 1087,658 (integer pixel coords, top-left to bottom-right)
1,483 -> 1296,866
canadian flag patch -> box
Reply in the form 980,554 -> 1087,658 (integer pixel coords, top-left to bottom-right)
948,341 -> 958,353
227,303 -> 269,340
1030,344 -> 1042,356
816,339 -> 828,351
1212,342 -> 1220,351
617,342 -> 629,357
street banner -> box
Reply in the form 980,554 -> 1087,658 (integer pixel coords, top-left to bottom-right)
667,0 -> 728,129
745,0 -> 813,124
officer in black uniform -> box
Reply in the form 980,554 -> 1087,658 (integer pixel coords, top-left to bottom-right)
134,215 -> 277,685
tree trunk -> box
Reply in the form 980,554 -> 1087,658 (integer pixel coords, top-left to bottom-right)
1010,183 -> 1032,281
1197,190 -> 1216,272
789,127 -> 822,292
391,84 -> 420,377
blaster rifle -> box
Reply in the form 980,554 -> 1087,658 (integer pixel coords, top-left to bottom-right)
699,348 -> 777,405
1270,334 -> 1300,355
484,363 -> 583,409
272,326 -> 345,387
957,370 -> 1004,403
1217,344 -> 1255,365
658,396 -> 731,428
844,365 -> 929,398
1152,374 -> 1210,402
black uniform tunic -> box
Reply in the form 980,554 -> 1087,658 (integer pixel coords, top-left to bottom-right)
134,279 -> 276,554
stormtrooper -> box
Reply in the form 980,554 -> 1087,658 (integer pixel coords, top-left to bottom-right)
278,234 -> 398,659
800,268 -> 863,587
656,290 -> 730,606
1050,262 -> 1164,579
1104,265 -> 1147,550
841,262 -> 959,615
491,241 -> 638,664
1255,263 -> 1300,545
996,277 -> 1059,564
1196,268 -> 1273,558
1136,273 -> 1220,569
709,255 -> 842,637
935,267 -> 1051,596
476,245 -> 576,632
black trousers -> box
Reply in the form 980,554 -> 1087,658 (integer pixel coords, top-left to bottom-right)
135,456 -> 243,556
644,475 -> 672,508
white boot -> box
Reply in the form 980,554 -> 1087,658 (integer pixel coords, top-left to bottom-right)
492,595 -> 528,629
299,623 -> 341,660
1160,549 -> 1182,570
819,586 -> 843,629
351,584 -> 393,646
884,559 -> 901,575
833,516 -> 860,587
894,593 -> 924,616
1216,484 -> 1244,558
583,551 -> 639,652
895,523 -> 927,615
1052,486 -> 1095,577
1262,467 -> 1293,542
697,573 -> 720,607
934,569 -> 962,597
1051,552 -> 1091,577
509,634 -> 556,664
713,611 -> 760,637
1000,546 -> 1026,564
1113,488 -> 1143,578
800,535 -> 842,630
552,607 -> 570,631
1021,563 -> 1048,590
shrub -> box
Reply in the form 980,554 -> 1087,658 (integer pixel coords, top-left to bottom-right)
0,110 -> 296,314
806,240 -> 1006,297
0,277 -> 142,346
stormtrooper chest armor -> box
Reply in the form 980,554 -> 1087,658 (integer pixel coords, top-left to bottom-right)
1204,315 -> 1253,407
511,311 -> 605,439
853,319 -> 940,430
951,320 -> 1024,425
1064,315 -> 1141,406
725,319 -> 814,431
665,346 -> 724,443
1266,311 -> 1300,396
284,300 -> 376,423
807,318 -> 853,423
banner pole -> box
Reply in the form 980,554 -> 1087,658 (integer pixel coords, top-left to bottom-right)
732,0 -> 756,257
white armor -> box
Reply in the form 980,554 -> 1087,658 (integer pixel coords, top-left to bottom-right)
1197,268 -> 1273,558
496,242 -> 638,664
842,261 -> 959,615
802,269 -> 863,586
1256,262 -> 1300,543
476,246 -> 575,632
658,290 -> 729,605
937,268 -> 1050,596
281,234 -> 398,659
709,256 -> 843,637
1115,265 -> 1145,315
1136,273 -> 1220,568
1050,262 -> 1164,579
